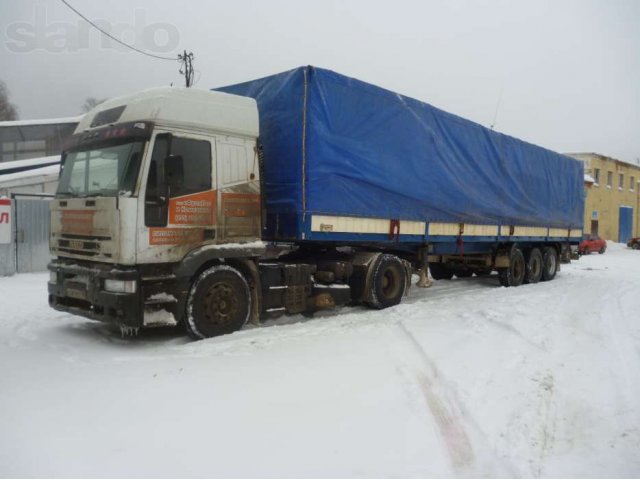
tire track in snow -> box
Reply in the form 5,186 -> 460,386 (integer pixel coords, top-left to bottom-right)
530,371 -> 557,478
391,320 -> 513,476
397,325 -> 474,471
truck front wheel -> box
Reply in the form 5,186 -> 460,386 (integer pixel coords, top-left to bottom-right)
185,265 -> 251,339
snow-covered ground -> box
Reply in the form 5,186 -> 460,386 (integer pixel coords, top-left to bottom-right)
1,244 -> 639,477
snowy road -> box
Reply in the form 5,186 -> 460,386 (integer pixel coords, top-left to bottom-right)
1,244 -> 639,477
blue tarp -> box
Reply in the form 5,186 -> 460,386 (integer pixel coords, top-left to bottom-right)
216,66 -> 584,240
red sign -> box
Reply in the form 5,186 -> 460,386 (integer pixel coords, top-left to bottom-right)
0,198 -> 10,244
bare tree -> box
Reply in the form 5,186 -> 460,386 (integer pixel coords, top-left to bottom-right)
81,97 -> 107,113
0,80 -> 19,121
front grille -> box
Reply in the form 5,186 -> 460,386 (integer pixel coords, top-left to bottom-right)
57,233 -> 112,258
60,233 -> 111,241
59,239 -> 100,250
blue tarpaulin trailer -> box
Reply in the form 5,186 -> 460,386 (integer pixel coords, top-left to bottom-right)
216,66 -> 584,249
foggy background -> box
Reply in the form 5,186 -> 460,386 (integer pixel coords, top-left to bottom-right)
1,0 -> 638,163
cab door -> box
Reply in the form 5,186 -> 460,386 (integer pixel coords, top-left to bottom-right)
137,131 -> 217,263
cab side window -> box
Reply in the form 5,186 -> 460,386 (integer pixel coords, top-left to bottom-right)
144,134 -> 212,228
169,137 -> 211,197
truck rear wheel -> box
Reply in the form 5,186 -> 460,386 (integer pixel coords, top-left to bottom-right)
498,247 -> 525,287
429,263 -> 453,280
524,248 -> 543,284
366,255 -> 406,309
541,247 -> 558,281
185,265 -> 251,339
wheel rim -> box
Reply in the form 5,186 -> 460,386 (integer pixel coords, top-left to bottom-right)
204,282 -> 240,326
531,256 -> 541,278
512,255 -> 525,281
546,254 -> 556,274
381,267 -> 402,300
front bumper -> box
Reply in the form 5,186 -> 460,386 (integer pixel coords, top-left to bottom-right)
48,260 -> 142,327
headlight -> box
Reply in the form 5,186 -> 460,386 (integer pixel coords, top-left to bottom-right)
104,279 -> 137,293
49,271 -> 57,284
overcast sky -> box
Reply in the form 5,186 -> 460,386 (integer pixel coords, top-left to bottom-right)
1,0 -> 638,163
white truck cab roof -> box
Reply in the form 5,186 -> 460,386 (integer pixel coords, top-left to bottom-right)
76,87 -> 258,138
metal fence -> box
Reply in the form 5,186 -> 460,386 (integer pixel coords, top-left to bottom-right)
0,193 -> 53,276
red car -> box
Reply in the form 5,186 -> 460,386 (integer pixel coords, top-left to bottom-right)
579,234 -> 607,255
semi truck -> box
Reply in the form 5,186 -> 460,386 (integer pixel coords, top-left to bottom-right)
47,66 -> 584,338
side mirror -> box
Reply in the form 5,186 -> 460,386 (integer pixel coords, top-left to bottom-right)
164,154 -> 184,187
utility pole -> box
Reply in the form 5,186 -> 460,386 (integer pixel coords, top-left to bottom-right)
178,51 -> 195,87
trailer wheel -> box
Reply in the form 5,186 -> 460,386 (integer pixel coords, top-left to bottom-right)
524,248 -> 543,284
429,263 -> 453,280
541,247 -> 558,282
474,268 -> 492,277
498,247 -> 526,287
366,255 -> 406,309
185,265 -> 251,339
455,269 -> 473,278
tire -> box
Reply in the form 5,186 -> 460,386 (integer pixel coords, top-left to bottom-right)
598,247 -> 606,254
455,270 -> 473,278
429,263 -> 453,280
474,268 -> 492,277
524,248 -> 543,284
541,247 -> 558,282
633,243 -> 640,250
366,255 -> 407,309
498,247 -> 526,287
185,265 -> 251,339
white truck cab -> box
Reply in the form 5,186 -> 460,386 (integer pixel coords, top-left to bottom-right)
48,88 -> 268,333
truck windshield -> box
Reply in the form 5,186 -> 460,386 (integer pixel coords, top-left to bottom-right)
57,141 -> 144,197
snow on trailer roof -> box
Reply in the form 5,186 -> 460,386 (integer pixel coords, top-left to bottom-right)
76,87 -> 259,138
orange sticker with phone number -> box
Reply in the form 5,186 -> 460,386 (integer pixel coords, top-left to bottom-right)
168,190 -> 216,225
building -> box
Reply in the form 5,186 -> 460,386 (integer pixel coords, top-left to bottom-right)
0,158 -> 60,196
0,116 -> 80,163
0,117 -> 81,275
0,116 -> 81,196
568,153 -> 640,242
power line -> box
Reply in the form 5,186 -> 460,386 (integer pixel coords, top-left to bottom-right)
59,0 -> 177,61
490,85 -> 504,130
